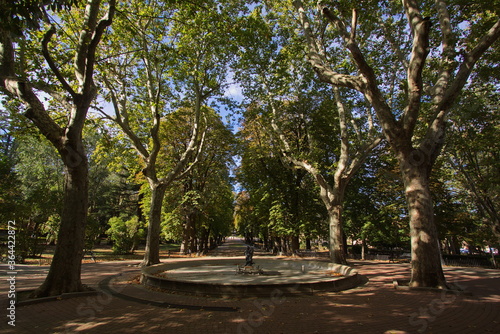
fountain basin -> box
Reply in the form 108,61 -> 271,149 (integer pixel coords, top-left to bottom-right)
141,257 -> 362,298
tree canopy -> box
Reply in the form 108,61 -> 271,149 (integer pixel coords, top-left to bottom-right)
1,0 -> 498,294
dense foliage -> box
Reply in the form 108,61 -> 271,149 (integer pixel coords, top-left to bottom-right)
0,1 -> 498,286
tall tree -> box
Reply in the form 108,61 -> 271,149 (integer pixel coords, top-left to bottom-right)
98,0 -> 241,266
446,82 -> 500,242
158,109 -> 235,254
291,0 -> 500,287
267,89 -> 381,264
235,8 -> 381,263
236,105 -> 331,254
343,147 -> 410,258
0,0 -> 115,296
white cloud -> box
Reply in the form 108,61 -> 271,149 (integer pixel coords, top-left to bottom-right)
224,82 -> 243,101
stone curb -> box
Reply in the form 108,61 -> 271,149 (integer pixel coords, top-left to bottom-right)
16,289 -> 100,307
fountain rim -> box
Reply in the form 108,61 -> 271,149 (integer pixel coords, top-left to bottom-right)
141,257 -> 363,297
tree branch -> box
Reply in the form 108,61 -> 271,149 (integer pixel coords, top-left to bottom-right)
160,87 -> 206,185
3,78 -> 64,149
438,18 -> 500,112
403,15 -> 431,135
288,156 -> 336,206
382,23 -> 409,70
431,0 -> 456,104
42,25 -> 77,99
1,31 -> 63,149
402,0 -> 423,35
92,105 -> 115,121
0,28 -> 16,78
84,0 -> 116,95
333,86 -> 349,185
75,0 -> 101,85
350,8 -> 357,42
345,135 -> 383,181
292,0 -> 364,91
173,113 -> 208,181
31,81 -> 73,110
102,74 -> 150,159
423,18 -> 500,165
319,5 -> 399,143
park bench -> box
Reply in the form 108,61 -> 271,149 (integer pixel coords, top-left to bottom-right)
295,249 -> 318,257
389,252 -> 411,263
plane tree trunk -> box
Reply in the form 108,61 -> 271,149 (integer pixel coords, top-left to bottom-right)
142,182 -> 167,266
401,154 -> 447,287
327,201 -> 347,264
32,142 -> 89,296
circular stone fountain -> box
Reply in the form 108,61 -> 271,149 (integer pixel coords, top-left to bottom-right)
141,257 -> 362,298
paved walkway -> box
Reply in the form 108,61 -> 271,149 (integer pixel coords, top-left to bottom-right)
1,239 -> 499,333
207,236 -> 270,257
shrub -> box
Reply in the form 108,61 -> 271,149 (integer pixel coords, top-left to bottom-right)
106,216 -> 144,254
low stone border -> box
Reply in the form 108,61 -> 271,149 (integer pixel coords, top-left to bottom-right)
98,274 -> 239,312
16,289 -> 100,307
141,258 -> 363,298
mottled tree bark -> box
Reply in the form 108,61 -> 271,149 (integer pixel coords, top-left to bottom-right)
401,157 -> 446,287
32,149 -> 89,297
142,182 -> 167,266
327,203 -> 347,264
